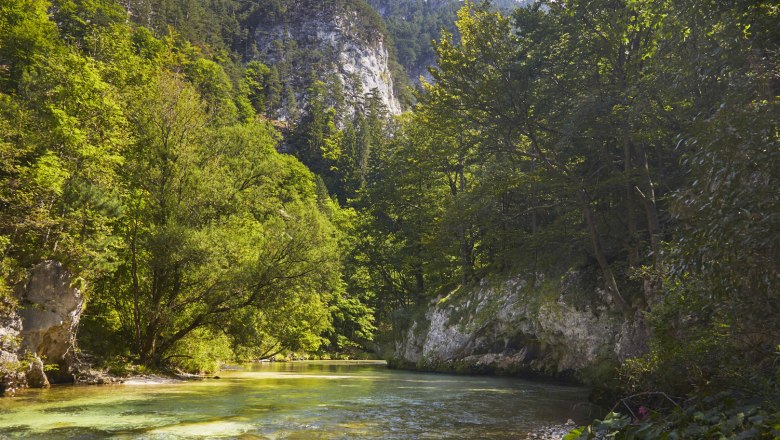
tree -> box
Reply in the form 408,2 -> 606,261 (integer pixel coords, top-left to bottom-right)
186,57 -> 239,124
1,0 -> 380,373
106,72 -> 344,366
0,0 -> 57,90
354,114 -> 456,317
0,10 -> 130,277
288,79 -> 345,200
244,60 -> 270,114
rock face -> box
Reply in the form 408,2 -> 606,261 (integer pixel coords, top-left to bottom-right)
0,305 -> 25,396
252,3 -> 401,117
0,260 -> 84,393
16,260 -> 84,369
391,272 -> 649,382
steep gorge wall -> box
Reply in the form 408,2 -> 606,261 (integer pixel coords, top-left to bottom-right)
251,5 -> 402,116
391,272 -> 649,383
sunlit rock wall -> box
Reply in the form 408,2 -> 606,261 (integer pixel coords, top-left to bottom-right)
16,261 -> 83,366
391,272 -> 649,383
0,260 -> 84,393
252,8 -> 401,118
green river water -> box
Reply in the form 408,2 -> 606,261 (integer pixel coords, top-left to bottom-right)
0,361 -> 589,439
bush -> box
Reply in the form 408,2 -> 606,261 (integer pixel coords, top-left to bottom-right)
165,329 -> 234,374
565,390 -> 780,440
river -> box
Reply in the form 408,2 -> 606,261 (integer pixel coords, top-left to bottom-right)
0,361 -> 589,439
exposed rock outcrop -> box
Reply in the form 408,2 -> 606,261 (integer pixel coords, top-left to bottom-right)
16,260 -> 83,370
391,272 -> 649,383
251,1 -> 401,117
0,261 -> 85,394
0,304 -> 25,396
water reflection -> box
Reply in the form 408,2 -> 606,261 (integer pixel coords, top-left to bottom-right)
0,361 -> 589,439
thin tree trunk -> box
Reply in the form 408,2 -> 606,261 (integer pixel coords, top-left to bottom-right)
624,138 -> 639,266
414,264 -> 424,301
636,146 -> 661,266
578,189 -> 629,313
635,145 -> 663,303
525,133 -> 628,312
130,215 -> 142,349
531,158 -> 539,282
458,156 -> 471,286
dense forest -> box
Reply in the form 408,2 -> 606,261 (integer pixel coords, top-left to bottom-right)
367,0 -> 529,79
1,0 -> 779,437
370,2 -> 778,437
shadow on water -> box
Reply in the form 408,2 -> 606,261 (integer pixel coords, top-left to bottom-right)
0,361 -> 590,439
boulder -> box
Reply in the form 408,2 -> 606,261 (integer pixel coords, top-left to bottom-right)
25,356 -> 49,388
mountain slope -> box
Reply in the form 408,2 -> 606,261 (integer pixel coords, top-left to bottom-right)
248,0 -> 403,118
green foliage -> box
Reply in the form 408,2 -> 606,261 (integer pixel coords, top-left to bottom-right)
566,392 -> 780,440
366,0 -> 463,100
186,57 -> 239,123
0,0 -> 57,89
106,73 -> 348,366
542,0 -> 778,434
602,0 -> 780,399
352,2 -> 778,422
244,60 -> 270,114
1,0 -> 376,372
288,82 -> 390,205
367,0 -> 527,79
1,0 -> 774,404
104,358 -> 133,377
166,329 -> 234,374
51,0 -> 127,42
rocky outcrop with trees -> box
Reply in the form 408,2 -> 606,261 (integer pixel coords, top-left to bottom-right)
392,273 -> 649,383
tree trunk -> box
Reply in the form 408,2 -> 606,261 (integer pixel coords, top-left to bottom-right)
636,145 -> 663,303
624,138 -> 639,266
531,158 -> 539,281
139,328 -> 158,366
637,145 -> 661,267
578,189 -> 629,313
414,266 -> 424,300
130,215 -> 142,349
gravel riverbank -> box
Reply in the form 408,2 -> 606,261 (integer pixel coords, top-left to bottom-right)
525,419 -> 578,440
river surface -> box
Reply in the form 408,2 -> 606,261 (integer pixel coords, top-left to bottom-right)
0,361 -> 589,439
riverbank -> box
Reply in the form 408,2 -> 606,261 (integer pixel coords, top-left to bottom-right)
121,373 -> 218,385
390,274 -> 648,387
524,420 -> 577,440
83,370 -> 227,386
